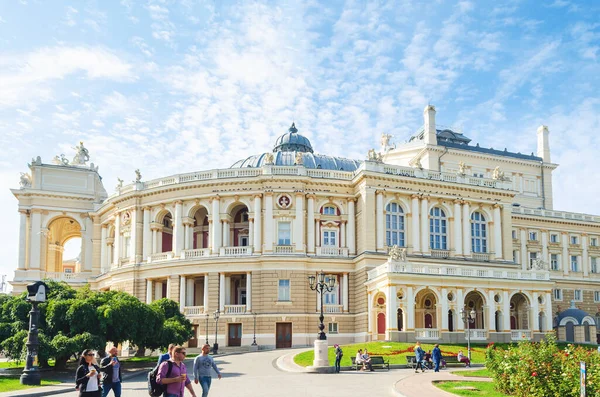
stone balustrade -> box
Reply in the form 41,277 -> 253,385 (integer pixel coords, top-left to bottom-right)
183,306 -> 205,316
316,247 -> 349,257
415,328 -> 440,340
224,305 -> 247,314
323,304 -> 344,314
511,329 -> 532,341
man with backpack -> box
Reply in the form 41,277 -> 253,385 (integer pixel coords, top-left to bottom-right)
156,346 -> 196,397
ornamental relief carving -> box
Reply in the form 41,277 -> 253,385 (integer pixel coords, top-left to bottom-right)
276,194 -> 292,209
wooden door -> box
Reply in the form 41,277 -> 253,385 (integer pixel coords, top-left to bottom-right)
228,323 -> 242,347
188,325 -> 198,348
424,313 -> 433,328
276,323 -> 292,348
377,313 -> 386,334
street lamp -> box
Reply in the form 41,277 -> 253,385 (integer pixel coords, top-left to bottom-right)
21,281 -> 48,386
205,313 -> 209,345
308,271 -> 336,340
251,312 -> 258,346
213,310 -> 220,355
460,307 -> 476,361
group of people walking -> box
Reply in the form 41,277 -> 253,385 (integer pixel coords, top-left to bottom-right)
75,343 -> 222,397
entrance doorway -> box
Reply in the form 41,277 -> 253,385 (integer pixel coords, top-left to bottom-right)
228,323 -> 242,347
188,325 -> 198,348
276,323 -> 292,348
377,313 -> 386,338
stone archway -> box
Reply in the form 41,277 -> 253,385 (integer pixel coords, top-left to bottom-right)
415,288 -> 438,330
509,293 -> 530,330
45,216 -> 82,274
464,291 -> 486,329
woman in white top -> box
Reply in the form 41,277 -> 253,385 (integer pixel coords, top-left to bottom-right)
75,349 -> 102,397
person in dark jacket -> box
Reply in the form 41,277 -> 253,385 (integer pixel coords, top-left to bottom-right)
432,344 -> 442,372
75,349 -> 102,397
333,344 -> 343,373
100,347 -> 122,397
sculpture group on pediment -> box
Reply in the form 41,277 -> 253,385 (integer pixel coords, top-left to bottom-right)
264,152 -> 274,165
19,172 -> 32,188
72,141 -> 90,165
367,149 -> 383,162
492,166 -> 508,181
135,169 -> 142,182
388,244 -> 407,262
52,154 -> 70,166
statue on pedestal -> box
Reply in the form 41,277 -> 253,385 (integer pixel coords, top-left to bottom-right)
19,173 -> 32,188
72,142 -> 90,165
52,154 -> 69,166
381,133 -> 394,151
116,178 -> 124,190
264,152 -> 274,165
135,169 -> 142,182
367,149 -> 382,162
457,161 -> 466,176
388,245 -> 407,262
295,152 -> 303,165
492,166 -> 505,181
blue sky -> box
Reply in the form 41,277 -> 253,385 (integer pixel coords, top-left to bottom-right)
0,0 -> 599,284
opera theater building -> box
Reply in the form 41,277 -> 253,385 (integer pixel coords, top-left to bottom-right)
11,106 -> 600,348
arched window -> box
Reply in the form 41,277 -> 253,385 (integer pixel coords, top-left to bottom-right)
429,207 -> 447,250
471,211 -> 487,253
385,202 -> 405,247
322,205 -> 337,215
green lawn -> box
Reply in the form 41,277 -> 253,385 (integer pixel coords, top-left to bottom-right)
293,341 -> 488,367
434,380 -> 510,397
451,368 -> 492,378
0,361 -> 24,369
0,378 -> 62,393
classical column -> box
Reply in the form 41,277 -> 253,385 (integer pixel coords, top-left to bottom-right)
583,234 -> 589,276
411,196 -> 420,253
29,210 -> 42,269
146,280 -> 153,304
179,276 -> 186,312
173,201 -> 184,256
203,275 -> 209,310
253,194 -> 262,253
307,195 -> 316,254
420,197 -> 429,255
376,191 -> 385,251
453,201 -> 462,256
462,202 -> 470,257
386,285 -> 398,339
493,205 -> 502,259
18,211 -> 27,269
106,238 -> 113,268
340,221 -> 346,248
211,197 -> 221,254
562,232 -> 569,275
222,220 -> 230,247
347,198 -> 356,255
246,271 -> 252,311
219,273 -> 225,312
541,230 -> 549,267
143,207 -> 151,260
315,217 -> 320,248
166,277 -> 172,300
264,193 -> 273,252
151,228 -> 158,254
367,292 -> 373,336
532,292 -> 540,332
294,193 -> 304,252
113,213 -> 121,265
248,218 -> 254,247
503,291 -> 510,331
343,273 -> 349,312
406,287 -> 415,330
100,225 -> 107,272
488,290 -> 496,332
520,229 -> 528,270
129,209 -> 138,263
545,293 -> 553,332
441,288 -> 449,330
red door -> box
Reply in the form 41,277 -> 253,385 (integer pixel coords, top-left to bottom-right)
377,313 -> 386,334
425,313 -> 433,328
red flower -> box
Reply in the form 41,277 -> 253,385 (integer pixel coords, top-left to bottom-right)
532,372 -> 538,377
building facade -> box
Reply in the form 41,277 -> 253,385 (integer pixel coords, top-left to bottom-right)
11,106 -> 600,348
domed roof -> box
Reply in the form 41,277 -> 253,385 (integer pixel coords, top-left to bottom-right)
556,301 -> 595,326
273,123 -> 314,153
230,151 -> 361,171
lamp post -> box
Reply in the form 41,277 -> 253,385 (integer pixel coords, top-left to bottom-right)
308,271 -> 336,340
21,281 -> 48,386
205,313 -> 209,345
213,310 -> 220,355
251,312 -> 258,346
460,307 -> 476,361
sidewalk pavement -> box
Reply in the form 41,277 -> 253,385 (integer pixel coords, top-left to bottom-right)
392,367 -> 492,397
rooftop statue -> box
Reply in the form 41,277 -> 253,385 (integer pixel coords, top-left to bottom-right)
19,172 -> 32,188
52,154 -> 70,166
72,141 -> 90,165
135,169 -> 142,182
264,152 -> 274,165
413,158 -> 423,170
492,166 -> 505,181
457,161 -> 466,176
381,133 -> 395,151
295,152 -> 303,165
116,178 -> 124,190
367,149 -> 382,162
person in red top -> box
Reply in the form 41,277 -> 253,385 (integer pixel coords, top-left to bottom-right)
157,346 -> 197,397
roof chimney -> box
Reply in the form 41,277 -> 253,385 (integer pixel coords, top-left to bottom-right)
423,105 -> 437,145
537,125 -> 551,162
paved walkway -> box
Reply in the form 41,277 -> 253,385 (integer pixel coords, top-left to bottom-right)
392,368 -> 492,397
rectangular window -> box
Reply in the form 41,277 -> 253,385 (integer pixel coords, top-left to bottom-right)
592,257 -> 598,274
323,230 -> 337,247
529,252 -> 538,269
278,222 -> 291,245
571,255 -> 579,272
64,268 -> 73,274
571,236 -> 578,245
551,254 -> 559,271
529,232 -> 537,241
591,238 -> 598,247
512,230 -> 517,239
328,323 -> 338,334
574,289 -> 582,301
550,234 -> 558,243
595,291 -> 600,303
553,289 -> 562,301
278,279 -> 290,301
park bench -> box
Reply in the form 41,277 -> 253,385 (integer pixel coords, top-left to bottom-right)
350,356 -> 390,371
405,355 -> 463,369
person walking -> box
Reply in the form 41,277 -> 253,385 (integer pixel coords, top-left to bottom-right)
157,346 -> 197,397
432,344 -> 442,372
193,344 -> 222,397
75,349 -> 102,397
100,347 -> 122,397
414,341 -> 426,373
334,344 -> 343,373
158,344 -> 176,366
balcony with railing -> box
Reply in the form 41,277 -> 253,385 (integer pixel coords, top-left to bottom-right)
415,328 -> 440,340
316,247 -> 349,257
472,252 -> 491,262
219,246 -> 253,256
273,245 -> 295,254
512,206 -> 600,223
43,271 -> 88,283
183,306 -> 205,316
511,330 -> 532,341
323,304 -> 344,314
181,248 -> 211,259
223,305 -> 247,315
430,249 -> 450,259
148,252 -> 174,263
464,329 -> 488,340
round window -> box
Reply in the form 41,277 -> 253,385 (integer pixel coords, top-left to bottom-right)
377,297 -> 385,305
447,292 -> 454,302
494,294 -> 501,303
425,299 -> 432,308
397,291 -> 404,300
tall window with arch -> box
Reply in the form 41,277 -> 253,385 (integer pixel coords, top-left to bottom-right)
471,211 -> 487,253
385,202 -> 405,247
429,207 -> 447,250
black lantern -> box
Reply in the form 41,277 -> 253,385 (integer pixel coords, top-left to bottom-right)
308,270 -> 336,340
213,310 -> 220,354
20,281 -> 49,386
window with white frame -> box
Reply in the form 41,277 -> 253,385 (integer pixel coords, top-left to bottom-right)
529,231 -> 537,241
322,230 -> 337,247
529,252 -> 538,269
512,230 -> 517,239
591,237 -> 598,247
429,207 -> 447,250
594,291 -> 600,303
278,222 -> 291,245
592,257 -> 598,274
550,234 -> 559,243
571,255 -> 579,272
570,236 -> 578,245
471,211 -> 487,253
323,276 -> 339,306
551,254 -> 560,271
323,205 -> 337,215
553,289 -> 562,300
278,279 -> 290,301
385,202 -> 405,247
328,323 -> 338,334
574,289 -> 582,301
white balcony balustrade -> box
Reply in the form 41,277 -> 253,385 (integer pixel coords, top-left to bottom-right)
182,249 -> 211,259
183,306 -> 205,316
219,246 -> 253,256
316,247 -> 349,257
273,245 -> 295,254
510,330 -> 532,341
43,272 -> 87,282
323,304 -> 344,314
472,252 -> 491,262
224,305 -> 247,314
430,249 -> 450,259
415,328 -> 440,340
148,252 -> 173,263
464,329 -> 488,340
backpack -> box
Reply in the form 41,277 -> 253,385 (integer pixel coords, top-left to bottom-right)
147,361 -> 173,397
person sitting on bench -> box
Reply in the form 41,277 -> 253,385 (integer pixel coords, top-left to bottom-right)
457,350 -> 471,367
355,349 -> 365,370
362,350 -> 374,371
